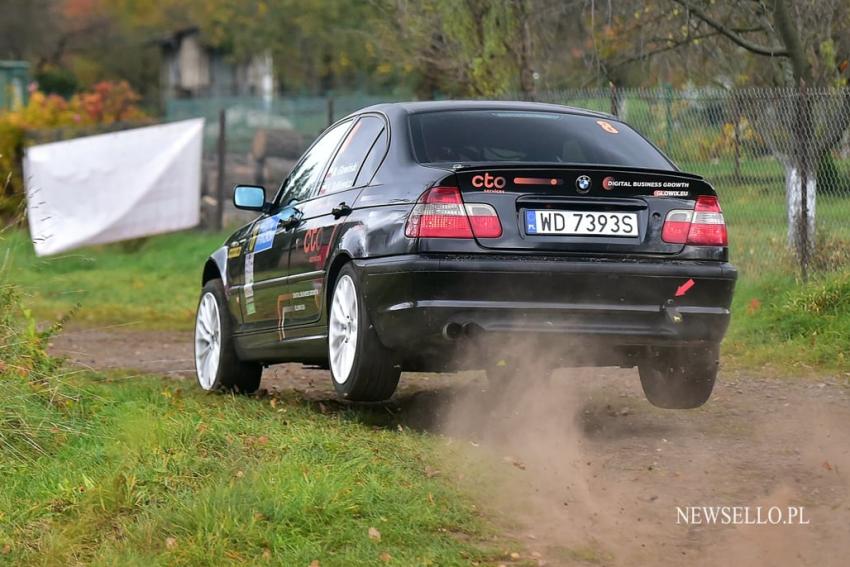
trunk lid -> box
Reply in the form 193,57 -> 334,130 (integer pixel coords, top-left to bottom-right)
452,164 -> 715,255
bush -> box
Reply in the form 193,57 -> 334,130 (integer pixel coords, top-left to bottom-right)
0,81 -> 149,221
0,121 -> 25,218
34,66 -> 79,99
817,152 -> 850,197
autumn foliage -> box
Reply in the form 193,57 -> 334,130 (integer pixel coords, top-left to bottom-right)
0,80 -> 148,219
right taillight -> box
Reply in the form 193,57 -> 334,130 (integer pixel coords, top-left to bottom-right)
661,195 -> 727,246
405,187 -> 502,239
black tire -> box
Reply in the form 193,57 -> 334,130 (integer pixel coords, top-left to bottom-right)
328,264 -> 400,401
194,279 -> 263,393
638,345 -> 718,409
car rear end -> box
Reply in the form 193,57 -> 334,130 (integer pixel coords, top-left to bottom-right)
357,106 -> 737,374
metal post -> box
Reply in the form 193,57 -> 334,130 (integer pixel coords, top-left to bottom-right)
215,108 -> 226,232
609,82 -> 618,117
733,91 -> 741,182
326,95 -> 335,128
664,83 -> 673,152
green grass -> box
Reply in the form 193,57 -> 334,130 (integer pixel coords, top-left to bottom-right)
0,233 -> 522,566
725,271 -> 850,373
2,230 -> 230,330
0,371 -> 505,566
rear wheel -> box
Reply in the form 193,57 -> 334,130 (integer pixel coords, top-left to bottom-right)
194,279 -> 262,393
638,345 -> 718,409
328,264 -> 400,401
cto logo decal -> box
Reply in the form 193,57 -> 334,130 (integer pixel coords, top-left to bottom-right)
471,172 -> 506,190
575,175 -> 591,193
303,228 -> 322,254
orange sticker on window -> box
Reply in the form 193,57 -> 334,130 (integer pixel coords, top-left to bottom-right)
596,120 -> 619,134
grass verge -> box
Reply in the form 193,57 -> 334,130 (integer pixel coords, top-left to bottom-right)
2,229 -> 230,330
1,368 -> 505,566
1,232 -> 515,566
725,271 -> 850,374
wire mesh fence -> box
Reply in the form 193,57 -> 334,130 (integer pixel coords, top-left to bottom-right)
166,94 -> 405,154
167,87 -> 850,280
530,88 -> 850,280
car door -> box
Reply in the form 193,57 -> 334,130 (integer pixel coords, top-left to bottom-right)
246,119 -> 354,335
280,115 -> 388,338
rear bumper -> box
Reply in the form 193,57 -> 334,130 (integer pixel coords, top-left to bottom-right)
354,254 -> 737,366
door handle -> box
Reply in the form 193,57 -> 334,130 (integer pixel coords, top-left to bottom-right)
279,210 -> 302,229
331,202 -> 353,219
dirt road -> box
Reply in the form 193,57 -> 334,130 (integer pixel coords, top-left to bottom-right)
50,329 -> 850,566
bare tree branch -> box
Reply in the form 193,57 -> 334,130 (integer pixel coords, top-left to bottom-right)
671,0 -> 789,57
611,30 -> 726,67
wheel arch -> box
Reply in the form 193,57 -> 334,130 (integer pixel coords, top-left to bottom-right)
202,246 -> 230,288
325,251 -> 353,317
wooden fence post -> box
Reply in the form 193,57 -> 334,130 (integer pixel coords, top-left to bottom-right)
215,108 -> 226,232
326,95 -> 335,128
609,82 -> 618,117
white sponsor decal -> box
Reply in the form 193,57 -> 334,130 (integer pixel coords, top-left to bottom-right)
292,289 -> 319,299
244,252 -> 256,315
653,189 -> 690,197
602,176 -> 691,190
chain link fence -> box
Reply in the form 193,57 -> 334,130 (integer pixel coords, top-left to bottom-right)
167,88 -> 850,280
166,94 -> 405,154
530,88 -> 850,280
166,94 -> 406,227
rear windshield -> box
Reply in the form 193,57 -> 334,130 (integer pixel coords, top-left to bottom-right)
409,110 -> 674,170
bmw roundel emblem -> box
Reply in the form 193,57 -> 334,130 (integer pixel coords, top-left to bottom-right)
576,175 -> 591,193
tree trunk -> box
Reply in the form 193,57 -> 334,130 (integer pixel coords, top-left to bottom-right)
516,0 -> 536,99
791,83 -> 814,278
783,160 -> 816,258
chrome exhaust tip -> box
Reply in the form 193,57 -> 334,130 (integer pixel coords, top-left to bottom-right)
442,322 -> 464,340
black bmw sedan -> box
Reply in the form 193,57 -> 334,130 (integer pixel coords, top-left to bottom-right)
194,101 -> 737,408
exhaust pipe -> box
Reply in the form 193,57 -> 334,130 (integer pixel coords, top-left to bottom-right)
663,301 -> 683,325
442,322 -> 463,340
463,322 -> 483,338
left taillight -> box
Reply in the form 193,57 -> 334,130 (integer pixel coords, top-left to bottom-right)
661,195 -> 727,246
405,187 -> 502,239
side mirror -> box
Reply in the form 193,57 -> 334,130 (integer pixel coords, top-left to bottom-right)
233,185 -> 267,211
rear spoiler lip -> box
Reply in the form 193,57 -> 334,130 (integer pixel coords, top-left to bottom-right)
429,162 -> 704,181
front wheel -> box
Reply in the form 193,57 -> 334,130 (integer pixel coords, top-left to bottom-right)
638,345 -> 718,409
194,279 -> 262,393
328,264 -> 400,401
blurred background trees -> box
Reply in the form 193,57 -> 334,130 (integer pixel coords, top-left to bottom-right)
2,0 -> 850,271
2,0 -> 848,107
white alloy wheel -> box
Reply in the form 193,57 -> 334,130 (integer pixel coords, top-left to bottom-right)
195,291 -> 222,390
329,274 -> 359,383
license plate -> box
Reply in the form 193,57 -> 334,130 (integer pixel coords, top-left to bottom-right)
525,210 -> 638,236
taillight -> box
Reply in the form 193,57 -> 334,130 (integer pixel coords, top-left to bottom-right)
464,203 -> 502,238
661,195 -> 727,246
405,187 -> 502,238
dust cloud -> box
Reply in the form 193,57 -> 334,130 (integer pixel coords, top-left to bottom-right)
421,343 -> 850,566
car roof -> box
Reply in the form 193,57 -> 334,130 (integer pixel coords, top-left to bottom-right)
353,100 -> 616,120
